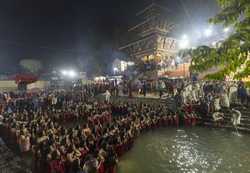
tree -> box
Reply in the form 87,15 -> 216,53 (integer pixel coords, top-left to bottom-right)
20,59 -> 43,74
187,0 -> 250,80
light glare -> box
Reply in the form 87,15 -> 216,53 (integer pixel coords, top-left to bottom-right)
68,70 -> 76,78
113,67 -> 118,72
179,39 -> 189,49
61,69 -> 77,78
223,27 -> 230,33
182,34 -> 188,40
204,28 -> 213,37
61,70 -> 67,75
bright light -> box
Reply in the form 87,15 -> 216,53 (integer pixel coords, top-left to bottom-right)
94,76 -> 106,81
113,67 -> 118,72
120,61 -> 127,72
171,59 -> 175,66
182,34 -> 188,40
223,27 -> 230,33
204,28 -> 213,37
212,41 -> 217,46
61,70 -> 67,75
179,34 -> 190,49
61,70 -> 77,78
68,70 -> 76,78
179,39 -> 190,49
127,61 -> 135,66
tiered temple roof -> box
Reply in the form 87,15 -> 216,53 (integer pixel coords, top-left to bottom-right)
119,3 -> 177,77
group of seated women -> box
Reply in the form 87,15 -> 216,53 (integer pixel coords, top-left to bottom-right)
0,90 -> 199,173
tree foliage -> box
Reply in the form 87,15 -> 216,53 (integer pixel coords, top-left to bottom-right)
187,0 -> 250,80
20,59 -> 43,74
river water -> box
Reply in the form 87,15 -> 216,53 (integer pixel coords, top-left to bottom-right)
118,127 -> 250,173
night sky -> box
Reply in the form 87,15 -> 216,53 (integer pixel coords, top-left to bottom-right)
0,0 -> 218,75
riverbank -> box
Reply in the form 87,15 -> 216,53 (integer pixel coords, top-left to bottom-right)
97,94 -> 250,133
1,94 -> 249,173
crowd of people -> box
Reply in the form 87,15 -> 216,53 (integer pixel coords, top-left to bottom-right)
174,80 -> 249,126
0,79 -> 248,173
0,84 -> 199,173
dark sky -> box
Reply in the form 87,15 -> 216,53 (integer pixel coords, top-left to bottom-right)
0,0 -> 218,75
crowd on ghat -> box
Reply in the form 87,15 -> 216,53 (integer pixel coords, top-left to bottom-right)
0,80 -> 249,173
172,80 -> 249,127
0,82 -> 199,173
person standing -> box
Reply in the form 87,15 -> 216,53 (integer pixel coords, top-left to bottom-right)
142,81 -> 147,97
158,80 -> 164,98
238,82 -> 247,105
220,84 -> 230,110
231,108 -> 241,126
105,90 -> 111,103
213,94 -> 221,112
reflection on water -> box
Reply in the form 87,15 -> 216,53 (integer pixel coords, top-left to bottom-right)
118,127 -> 250,173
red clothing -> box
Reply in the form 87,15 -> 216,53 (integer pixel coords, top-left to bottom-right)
168,117 -> 173,126
48,160 -> 65,173
174,116 -> 179,127
184,115 -> 191,127
191,116 -> 197,126
80,149 -> 88,159
115,144 -> 123,157
185,105 -> 193,114
98,161 -> 105,173
164,117 -> 168,126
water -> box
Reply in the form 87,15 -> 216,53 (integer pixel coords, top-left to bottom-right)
118,127 -> 250,173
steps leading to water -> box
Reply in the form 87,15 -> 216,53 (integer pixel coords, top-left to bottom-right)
201,106 -> 250,133
99,94 -> 250,133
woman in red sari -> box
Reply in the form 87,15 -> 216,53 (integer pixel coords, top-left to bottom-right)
191,113 -> 198,126
174,113 -> 179,128
97,149 -> 106,173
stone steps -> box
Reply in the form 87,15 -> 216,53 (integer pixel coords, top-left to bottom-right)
203,122 -> 250,133
201,105 -> 250,133
224,115 -> 250,124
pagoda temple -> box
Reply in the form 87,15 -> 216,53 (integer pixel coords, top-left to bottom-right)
119,3 -> 178,79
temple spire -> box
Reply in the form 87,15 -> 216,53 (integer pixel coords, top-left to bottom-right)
129,2 -> 172,36
119,3 -> 177,79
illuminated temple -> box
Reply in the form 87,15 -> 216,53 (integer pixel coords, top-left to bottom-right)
119,3 -> 179,79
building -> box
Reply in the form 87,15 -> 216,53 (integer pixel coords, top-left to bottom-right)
112,58 -> 135,74
119,3 -> 178,80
